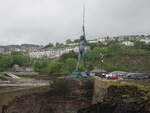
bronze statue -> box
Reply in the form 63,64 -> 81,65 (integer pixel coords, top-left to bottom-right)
70,5 -> 92,78
75,5 -> 87,71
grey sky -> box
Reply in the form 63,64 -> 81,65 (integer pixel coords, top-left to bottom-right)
0,0 -> 150,45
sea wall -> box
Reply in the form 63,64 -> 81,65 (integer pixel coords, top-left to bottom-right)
78,78 -> 150,113
92,76 -> 114,104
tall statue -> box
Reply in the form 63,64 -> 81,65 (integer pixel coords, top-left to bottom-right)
70,4 -> 92,78
75,35 -> 87,71
75,5 -> 87,71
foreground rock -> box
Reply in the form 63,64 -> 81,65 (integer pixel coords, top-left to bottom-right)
2,78 -> 94,113
78,85 -> 150,113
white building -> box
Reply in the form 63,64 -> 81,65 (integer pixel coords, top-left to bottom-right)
67,43 -> 78,46
29,46 -> 80,59
0,48 -> 5,54
9,48 -> 21,52
122,41 -> 134,46
97,37 -> 108,43
88,40 -> 98,43
140,39 -> 150,44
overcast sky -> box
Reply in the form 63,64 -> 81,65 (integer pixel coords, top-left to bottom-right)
0,0 -> 150,45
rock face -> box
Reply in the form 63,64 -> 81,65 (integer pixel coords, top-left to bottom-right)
4,93 -> 90,113
78,85 -> 150,113
3,78 -> 94,113
2,77 -> 150,113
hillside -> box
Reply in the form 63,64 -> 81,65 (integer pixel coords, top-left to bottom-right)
103,56 -> 150,72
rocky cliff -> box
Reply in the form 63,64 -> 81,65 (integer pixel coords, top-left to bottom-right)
78,85 -> 150,113
2,78 -> 94,113
2,77 -> 150,113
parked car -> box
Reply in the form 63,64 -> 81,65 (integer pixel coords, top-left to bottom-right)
95,72 -> 109,78
124,73 -> 150,80
106,71 -> 127,80
108,74 -> 120,80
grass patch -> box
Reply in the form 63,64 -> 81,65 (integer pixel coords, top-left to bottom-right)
111,81 -> 150,92
0,74 -> 7,78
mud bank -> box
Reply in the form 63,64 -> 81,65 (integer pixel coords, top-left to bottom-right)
1,77 -> 150,113
2,78 -> 94,113
0,86 -> 50,113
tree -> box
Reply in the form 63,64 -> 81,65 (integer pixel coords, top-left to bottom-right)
48,42 -> 54,47
55,42 -> 67,48
0,54 -> 13,72
141,35 -> 145,37
60,51 -> 77,61
47,59 -> 61,73
61,58 -> 76,73
87,42 -> 103,49
86,47 -> 108,68
32,59 -> 47,72
107,42 -> 123,56
55,42 -> 61,46
74,39 -> 80,43
11,52 -> 30,66
66,39 -> 72,44
134,41 -> 150,50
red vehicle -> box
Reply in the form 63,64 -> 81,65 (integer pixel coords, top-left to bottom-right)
108,74 -> 120,80
106,71 -> 126,80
